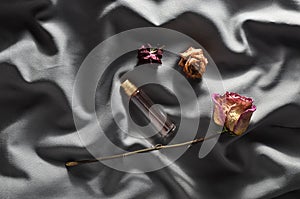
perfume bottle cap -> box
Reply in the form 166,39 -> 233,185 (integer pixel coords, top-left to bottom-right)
121,79 -> 138,96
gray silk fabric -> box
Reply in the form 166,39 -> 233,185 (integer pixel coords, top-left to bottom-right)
1,0 -> 300,198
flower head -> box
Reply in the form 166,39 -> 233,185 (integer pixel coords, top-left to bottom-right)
178,47 -> 208,79
212,92 -> 256,135
137,45 -> 163,65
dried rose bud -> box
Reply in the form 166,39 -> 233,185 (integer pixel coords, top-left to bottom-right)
137,45 -> 163,65
178,47 -> 208,79
212,92 -> 256,135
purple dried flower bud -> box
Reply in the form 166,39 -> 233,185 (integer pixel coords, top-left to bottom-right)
137,45 -> 163,65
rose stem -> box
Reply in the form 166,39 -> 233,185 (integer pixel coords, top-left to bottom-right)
65,133 -> 220,167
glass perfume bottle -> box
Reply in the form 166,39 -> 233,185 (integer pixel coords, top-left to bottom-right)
121,79 -> 176,138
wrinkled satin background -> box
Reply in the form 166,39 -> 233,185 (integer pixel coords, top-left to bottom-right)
1,0 -> 300,198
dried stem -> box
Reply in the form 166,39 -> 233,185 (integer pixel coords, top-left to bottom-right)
65,133 -> 220,167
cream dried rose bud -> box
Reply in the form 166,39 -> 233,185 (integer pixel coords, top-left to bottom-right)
212,92 -> 256,135
178,47 -> 208,79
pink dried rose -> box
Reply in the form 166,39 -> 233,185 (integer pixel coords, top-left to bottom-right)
178,47 -> 208,79
137,45 -> 163,65
212,92 -> 256,135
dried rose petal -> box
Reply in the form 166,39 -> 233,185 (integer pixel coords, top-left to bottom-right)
178,47 -> 208,79
212,92 -> 256,135
137,45 -> 163,65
